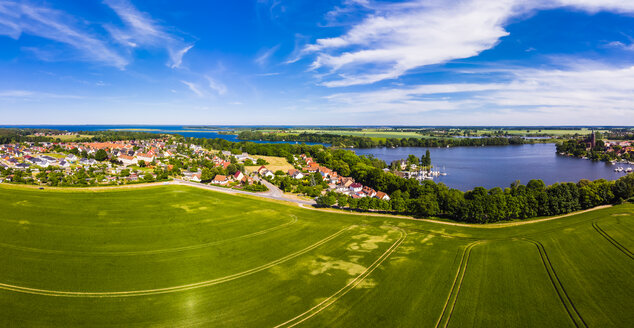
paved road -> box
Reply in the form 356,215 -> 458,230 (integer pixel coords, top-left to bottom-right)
172,179 -> 316,205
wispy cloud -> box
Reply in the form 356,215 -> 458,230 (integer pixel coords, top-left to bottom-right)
103,0 -> 194,68
300,0 -> 634,87
206,76 -> 227,95
323,64 -> 634,124
255,45 -> 280,67
0,1 -> 128,68
180,80 -> 204,97
0,89 -> 83,99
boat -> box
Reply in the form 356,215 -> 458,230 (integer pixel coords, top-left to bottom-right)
615,167 -> 624,172
627,167 -> 633,173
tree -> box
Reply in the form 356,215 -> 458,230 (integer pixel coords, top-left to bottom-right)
256,158 -> 268,165
316,192 -> 336,207
94,149 -> 108,161
201,168 -> 213,181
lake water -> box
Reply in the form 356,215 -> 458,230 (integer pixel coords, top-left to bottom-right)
353,144 -> 631,191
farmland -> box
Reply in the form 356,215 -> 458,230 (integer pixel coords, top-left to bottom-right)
0,184 -> 632,327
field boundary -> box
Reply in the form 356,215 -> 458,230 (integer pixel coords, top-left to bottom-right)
0,225 -> 352,298
0,216 -> 298,257
591,221 -> 634,259
299,203 -> 613,229
523,239 -> 587,328
435,241 -> 482,328
274,226 -> 407,328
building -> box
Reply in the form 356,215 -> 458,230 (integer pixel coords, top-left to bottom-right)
118,155 -> 138,166
375,191 -> 390,201
211,175 -> 229,185
288,169 -> 304,179
233,171 -> 244,181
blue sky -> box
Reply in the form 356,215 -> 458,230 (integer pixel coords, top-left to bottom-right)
1,0 -> 633,125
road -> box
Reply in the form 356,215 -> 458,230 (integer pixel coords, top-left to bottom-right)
172,179 -> 316,206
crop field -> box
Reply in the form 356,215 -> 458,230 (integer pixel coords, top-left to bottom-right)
245,155 -> 294,173
0,184 -> 632,327
463,128 -> 609,136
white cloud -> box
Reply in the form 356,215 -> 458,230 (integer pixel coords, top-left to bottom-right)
302,0 -> 634,87
323,65 -> 634,124
206,76 -> 227,95
0,89 -> 83,99
255,45 -> 280,67
180,80 -> 204,97
606,41 -> 634,51
103,0 -> 193,69
168,44 -> 193,68
0,1 -> 127,68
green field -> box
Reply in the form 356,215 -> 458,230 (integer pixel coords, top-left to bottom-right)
465,128 -> 609,136
0,185 -> 632,327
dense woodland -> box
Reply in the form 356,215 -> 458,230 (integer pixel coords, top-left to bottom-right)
186,136 -> 634,223
236,131 -> 531,148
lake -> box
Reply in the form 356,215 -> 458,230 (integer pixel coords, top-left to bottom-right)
353,144 -> 631,191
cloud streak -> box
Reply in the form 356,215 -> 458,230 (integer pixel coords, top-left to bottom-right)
103,0 -> 194,69
0,1 -> 128,68
323,65 -> 634,124
301,0 -> 634,87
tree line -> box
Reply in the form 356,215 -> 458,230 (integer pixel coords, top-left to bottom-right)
236,131 -> 532,149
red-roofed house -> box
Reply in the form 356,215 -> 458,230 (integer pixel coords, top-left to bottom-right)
211,175 -> 229,185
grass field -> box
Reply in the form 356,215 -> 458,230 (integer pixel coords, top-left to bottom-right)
0,184 -> 632,327
464,128 -> 609,136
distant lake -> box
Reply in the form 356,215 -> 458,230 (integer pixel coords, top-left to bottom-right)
353,144 -> 631,191
1,125 -> 326,146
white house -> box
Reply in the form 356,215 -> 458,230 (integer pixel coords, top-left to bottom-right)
233,171 -> 244,181
118,155 -> 138,166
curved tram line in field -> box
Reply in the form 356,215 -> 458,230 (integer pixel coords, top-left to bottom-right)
591,221 -> 634,260
434,241 -> 483,328
274,226 -> 407,328
523,239 -> 588,328
0,224 -> 351,298
0,216 -> 298,256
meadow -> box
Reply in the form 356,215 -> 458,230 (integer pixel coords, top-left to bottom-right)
0,184 -> 632,327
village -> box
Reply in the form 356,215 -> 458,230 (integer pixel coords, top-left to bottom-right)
0,137 -> 391,202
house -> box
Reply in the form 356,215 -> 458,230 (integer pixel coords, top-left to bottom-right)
65,154 -> 78,162
375,191 -> 390,201
288,169 -> 304,179
211,175 -> 229,185
305,162 -> 320,172
257,166 -> 269,175
79,158 -> 97,166
318,167 -> 334,178
190,173 -> 201,182
235,153 -> 252,162
118,155 -> 138,166
349,183 -> 363,192
362,186 -> 377,198
233,171 -> 244,181
136,153 -> 155,163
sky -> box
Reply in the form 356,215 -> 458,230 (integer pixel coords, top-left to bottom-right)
0,0 -> 633,126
